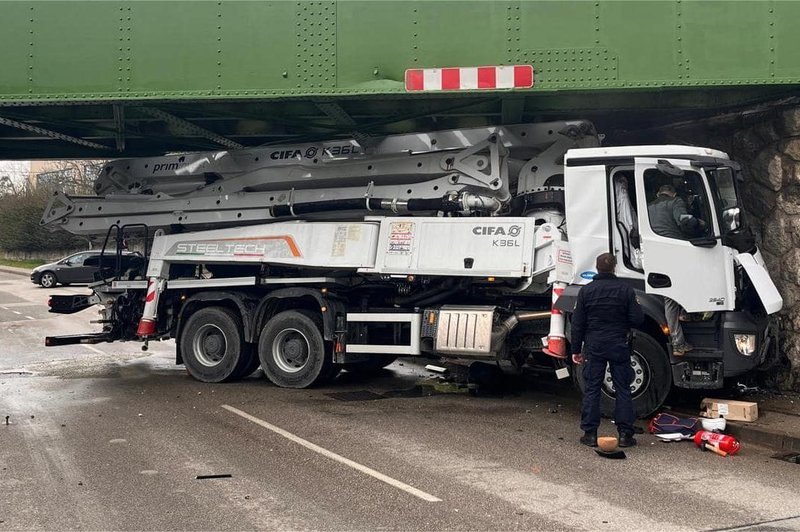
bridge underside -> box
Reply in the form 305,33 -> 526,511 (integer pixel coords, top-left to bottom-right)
3,86 -> 799,159
1,1 -> 800,158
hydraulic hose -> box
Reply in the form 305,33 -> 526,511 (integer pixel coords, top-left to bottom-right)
270,193 -> 501,218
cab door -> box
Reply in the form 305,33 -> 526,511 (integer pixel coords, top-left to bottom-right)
634,158 -> 735,313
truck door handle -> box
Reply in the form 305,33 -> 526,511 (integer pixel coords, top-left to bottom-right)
647,273 -> 672,288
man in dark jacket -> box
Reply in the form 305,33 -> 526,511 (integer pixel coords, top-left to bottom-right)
571,253 -> 644,448
647,184 -> 702,240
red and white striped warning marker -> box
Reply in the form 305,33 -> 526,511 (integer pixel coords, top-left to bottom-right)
405,65 -> 534,92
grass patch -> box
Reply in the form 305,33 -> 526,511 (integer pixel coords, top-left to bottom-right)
0,258 -> 46,270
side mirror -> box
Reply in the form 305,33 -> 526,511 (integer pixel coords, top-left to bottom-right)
721,206 -> 741,232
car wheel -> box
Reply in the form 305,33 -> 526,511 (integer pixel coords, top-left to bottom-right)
180,307 -> 251,383
258,310 -> 333,388
39,272 -> 57,288
574,331 -> 671,418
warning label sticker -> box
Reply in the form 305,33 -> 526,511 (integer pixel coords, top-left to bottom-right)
332,225 -> 348,257
387,222 -> 414,255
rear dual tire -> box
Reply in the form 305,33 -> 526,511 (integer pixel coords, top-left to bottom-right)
180,307 -> 259,383
258,310 -> 339,388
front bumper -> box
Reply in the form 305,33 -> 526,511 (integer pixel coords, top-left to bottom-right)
30,271 -> 40,284
671,311 -> 774,389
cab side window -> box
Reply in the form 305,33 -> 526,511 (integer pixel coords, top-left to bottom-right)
644,169 -> 712,241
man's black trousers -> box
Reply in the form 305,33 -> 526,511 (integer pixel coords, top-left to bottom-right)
580,342 -> 635,434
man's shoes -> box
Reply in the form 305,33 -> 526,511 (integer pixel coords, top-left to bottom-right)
618,433 -> 637,447
673,343 -> 693,356
580,430 -> 598,447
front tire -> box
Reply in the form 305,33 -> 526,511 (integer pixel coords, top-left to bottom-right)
258,310 -> 333,388
180,307 -> 252,383
575,331 -> 671,418
39,271 -> 57,288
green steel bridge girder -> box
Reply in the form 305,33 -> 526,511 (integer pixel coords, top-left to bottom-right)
1,0 -> 800,158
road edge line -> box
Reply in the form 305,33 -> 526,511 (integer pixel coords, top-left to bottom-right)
221,404 -> 442,503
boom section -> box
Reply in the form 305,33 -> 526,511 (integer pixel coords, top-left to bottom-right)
41,121 -> 598,237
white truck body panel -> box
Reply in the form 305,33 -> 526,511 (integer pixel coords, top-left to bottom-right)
363,217 -> 539,278
563,164 -> 611,284
146,221 -> 381,276
633,158 -> 736,313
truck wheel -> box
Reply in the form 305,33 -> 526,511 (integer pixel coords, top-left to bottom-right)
258,310 -> 334,388
180,307 -> 251,383
342,355 -> 398,373
575,331 -> 671,418
235,351 -> 261,379
39,272 -> 57,288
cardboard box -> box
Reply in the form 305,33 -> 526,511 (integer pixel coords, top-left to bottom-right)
700,398 -> 758,422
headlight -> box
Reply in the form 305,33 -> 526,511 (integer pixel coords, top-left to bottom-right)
734,334 -> 756,356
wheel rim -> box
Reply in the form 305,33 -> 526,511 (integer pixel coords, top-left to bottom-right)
272,328 -> 310,373
192,324 -> 228,367
41,273 -> 54,287
602,350 -> 651,398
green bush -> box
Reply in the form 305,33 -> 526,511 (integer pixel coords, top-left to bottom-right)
0,189 -> 86,252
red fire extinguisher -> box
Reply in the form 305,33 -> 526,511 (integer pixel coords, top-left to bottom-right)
694,430 -> 741,456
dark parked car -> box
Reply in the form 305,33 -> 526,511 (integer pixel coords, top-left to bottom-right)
30,251 -> 144,288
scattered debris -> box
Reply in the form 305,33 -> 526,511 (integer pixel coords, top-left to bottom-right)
77,481 -> 83,486
195,474 -> 232,480
773,452 -> 800,464
325,390 -> 385,402
736,383 -> 759,394
701,398 -> 758,422
594,449 -> 626,459
694,430 -> 740,456
424,364 -> 448,374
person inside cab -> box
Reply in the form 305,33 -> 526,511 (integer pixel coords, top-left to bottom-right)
647,184 -> 705,356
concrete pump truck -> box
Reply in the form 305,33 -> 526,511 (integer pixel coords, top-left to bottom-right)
41,120 -> 783,416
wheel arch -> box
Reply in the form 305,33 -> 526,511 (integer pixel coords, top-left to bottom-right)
252,288 -> 344,344
634,289 -> 671,354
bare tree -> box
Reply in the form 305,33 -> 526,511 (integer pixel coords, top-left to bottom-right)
33,160 -> 108,195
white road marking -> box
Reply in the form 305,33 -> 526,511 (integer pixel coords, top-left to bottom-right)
221,404 -> 442,503
84,345 -> 106,355
11,310 -> 21,315
25,316 -> 35,320
0,306 -> 7,310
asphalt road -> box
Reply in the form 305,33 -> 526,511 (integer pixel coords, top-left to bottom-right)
1,270 -> 799,531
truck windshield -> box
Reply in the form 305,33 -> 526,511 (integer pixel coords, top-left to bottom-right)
707,167 -> 741,233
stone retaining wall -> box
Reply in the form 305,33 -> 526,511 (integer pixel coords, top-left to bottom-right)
658,106 -> 800,390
